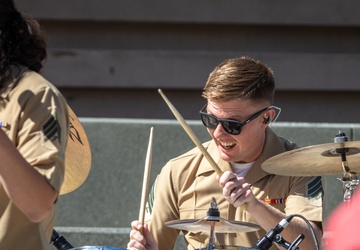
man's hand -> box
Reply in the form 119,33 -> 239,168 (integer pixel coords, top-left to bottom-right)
217,171 -> 257,209
127,220 -> 158,250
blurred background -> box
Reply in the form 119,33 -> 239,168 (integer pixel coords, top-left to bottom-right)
16,0 -> 360,123
14,1 -> 360,248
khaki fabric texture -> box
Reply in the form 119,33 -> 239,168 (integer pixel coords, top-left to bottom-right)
0,67 -> 69,249
148,128 -> 322,250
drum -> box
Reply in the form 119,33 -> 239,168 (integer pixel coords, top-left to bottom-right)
195,246 -> 249,250
69,247 -> 126,250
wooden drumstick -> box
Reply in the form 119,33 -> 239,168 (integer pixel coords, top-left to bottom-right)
158,89 -> 223,176
139,127 -> 154,232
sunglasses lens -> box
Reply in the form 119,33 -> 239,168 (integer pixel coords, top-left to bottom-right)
222,120 -> 242,135
201,113 -> 242,135
199,105 -> 270,136
201,114 -> 218,129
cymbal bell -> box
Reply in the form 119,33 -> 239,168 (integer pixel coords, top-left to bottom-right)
61,105 -> 92,195
165,215 -> 260,233
262,141 -> 360,176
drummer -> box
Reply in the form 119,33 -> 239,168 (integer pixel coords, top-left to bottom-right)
0,1 -> 69,249
128,56 -> 323,250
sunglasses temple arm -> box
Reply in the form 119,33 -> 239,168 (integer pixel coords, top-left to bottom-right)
158,89 -> 223,176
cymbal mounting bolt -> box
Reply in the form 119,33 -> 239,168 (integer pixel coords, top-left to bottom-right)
334,130 -> 348,143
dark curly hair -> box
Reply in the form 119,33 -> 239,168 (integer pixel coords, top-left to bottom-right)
0,0 -> 47,87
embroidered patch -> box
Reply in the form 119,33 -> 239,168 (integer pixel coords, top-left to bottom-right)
305,176 -> 323,206
42,114 -> 61,143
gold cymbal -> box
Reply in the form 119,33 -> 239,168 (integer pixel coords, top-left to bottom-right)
262,141 -> 360,176
61,105 -> 92,195
165,216 -> 260,233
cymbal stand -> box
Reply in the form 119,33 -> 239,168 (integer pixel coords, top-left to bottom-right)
334,131 -> 359,203
205,199 -> 220,250
338,155 -> 359,203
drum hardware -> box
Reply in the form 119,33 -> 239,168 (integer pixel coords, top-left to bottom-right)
165,200 -> 260,234
51,229 -> 74,250
273,234 -> 304,250
252,215 -> 290,250
340,170 -> 359,203
251,214 -> 304,250
333,131 -> 359,203
165,199 -> 260,250
262,131 -> 360,202
50,229 -> 126,250
206,199 -> 219,250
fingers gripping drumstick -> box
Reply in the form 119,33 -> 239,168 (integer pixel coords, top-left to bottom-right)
139,127 -> 154,233
158,89 -> 223,176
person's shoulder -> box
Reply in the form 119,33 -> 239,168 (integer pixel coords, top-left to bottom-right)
266,127 -> 298,152
18,69 -> 53,90
277,136 -> 298,151
13,68 -> 65,101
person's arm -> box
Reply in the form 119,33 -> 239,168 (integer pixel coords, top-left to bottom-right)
146,165 -> 182,250
218,171 -> 322,250
0,129 -> 58,222
246,198 -> 322,249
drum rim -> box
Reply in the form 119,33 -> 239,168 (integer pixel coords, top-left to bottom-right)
69,246 -> 126,250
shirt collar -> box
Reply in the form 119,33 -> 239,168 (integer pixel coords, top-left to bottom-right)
245,128 -> 287,183
195,128 -> 289,183
196,140 -> 232,177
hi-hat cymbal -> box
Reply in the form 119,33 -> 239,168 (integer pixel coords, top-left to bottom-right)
61,106 -> 92,195
262,141 -> 360,176
165,216 -> 260,233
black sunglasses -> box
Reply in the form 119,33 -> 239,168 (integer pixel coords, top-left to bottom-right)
199,105 -> 269,135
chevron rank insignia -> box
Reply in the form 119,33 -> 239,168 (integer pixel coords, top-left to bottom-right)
42,113 -> 61,143
305,176 -> 323,206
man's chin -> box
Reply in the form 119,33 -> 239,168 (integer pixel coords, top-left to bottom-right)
219,152 -> 235,163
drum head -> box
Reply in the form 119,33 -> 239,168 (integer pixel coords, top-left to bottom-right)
70,247 -> 126,250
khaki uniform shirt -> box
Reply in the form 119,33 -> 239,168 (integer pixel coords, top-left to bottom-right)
0,66 -> 69,249
148,128 -> 322,250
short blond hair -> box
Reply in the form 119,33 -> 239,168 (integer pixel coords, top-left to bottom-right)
202,56 -> 275,103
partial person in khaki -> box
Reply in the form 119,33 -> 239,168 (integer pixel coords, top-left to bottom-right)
0,0 -> 69,249
128,57 -> 323,250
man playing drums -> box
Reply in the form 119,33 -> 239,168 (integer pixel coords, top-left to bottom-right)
128,56 -> 323,250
